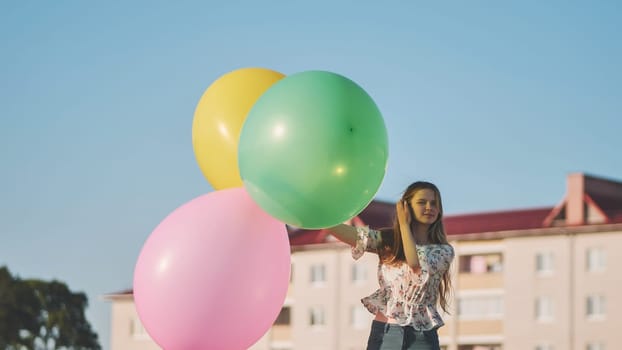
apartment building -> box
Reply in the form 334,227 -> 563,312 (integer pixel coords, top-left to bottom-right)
105,172 -> 622,350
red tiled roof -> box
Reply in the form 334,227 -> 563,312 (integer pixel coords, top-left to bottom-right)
443,207 -> 553,235
107,288 -> 132,295
288,228 -> 330,245
102,288 -> 134,300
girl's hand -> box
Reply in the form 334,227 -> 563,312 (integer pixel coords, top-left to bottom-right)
396,200 -> 411,228
397,199 -> 421,271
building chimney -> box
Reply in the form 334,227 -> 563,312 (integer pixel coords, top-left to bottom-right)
566,173 -> 585,225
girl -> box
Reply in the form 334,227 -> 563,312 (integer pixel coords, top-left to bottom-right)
327,181 -> 454,350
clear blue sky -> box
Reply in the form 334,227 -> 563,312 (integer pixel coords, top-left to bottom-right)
1,1 -> 620,349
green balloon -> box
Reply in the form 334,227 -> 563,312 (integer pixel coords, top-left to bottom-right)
238,70 -> 389,229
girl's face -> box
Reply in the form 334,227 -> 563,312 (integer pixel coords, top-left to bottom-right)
408,189 -> 440,226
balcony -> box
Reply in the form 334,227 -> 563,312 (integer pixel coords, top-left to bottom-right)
458,253 -> 504,289
271,324 -> 292,342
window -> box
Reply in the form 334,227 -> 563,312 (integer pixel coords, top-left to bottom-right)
310,264 -> 326,285
536,345 -> 553,350
458,295 -> 503,319
131,317 -> 149,339
459,254 -> 503,273
458,345 -> 501,350
586,295 -> 606,319
309,306 -> 325,326
274,307 -> 291,325
350,305 -> 368,329
586,248 -> 606,272
536,252 -> 554,274
535,297 -> 553,321
270,344 -> 293,350
351,263 -> 367,283
587,342 -> 605,350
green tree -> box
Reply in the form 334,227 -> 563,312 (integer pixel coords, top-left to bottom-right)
0,266 -> 101,350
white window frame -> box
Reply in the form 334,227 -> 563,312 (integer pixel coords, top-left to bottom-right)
535,296 -> 554,322
535,252 -> 554,276
310,264 -> 326,286
586,342 -> 605,350
586,248 -> 606,272
131,317 -> 150,340
535,344 -> 554,350
586,295 -> 606,320
457,290 -> 504,320
309,306 -> 326,327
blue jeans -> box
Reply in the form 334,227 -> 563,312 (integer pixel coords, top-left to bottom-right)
366,320 -> 440,350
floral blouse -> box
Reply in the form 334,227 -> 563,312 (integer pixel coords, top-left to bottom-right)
352,226 -> 455,331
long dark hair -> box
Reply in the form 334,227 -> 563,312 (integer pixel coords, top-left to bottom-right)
377,181 -> 452,313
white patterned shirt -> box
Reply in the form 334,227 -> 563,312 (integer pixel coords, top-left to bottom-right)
352,226 -> 454,330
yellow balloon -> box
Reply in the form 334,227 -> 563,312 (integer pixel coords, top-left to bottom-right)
192,67 -> 285,189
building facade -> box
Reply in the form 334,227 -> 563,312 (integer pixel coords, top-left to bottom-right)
105,173 -> 622,350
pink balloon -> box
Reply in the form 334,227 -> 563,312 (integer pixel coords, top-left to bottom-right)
133,188 -> 291,350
